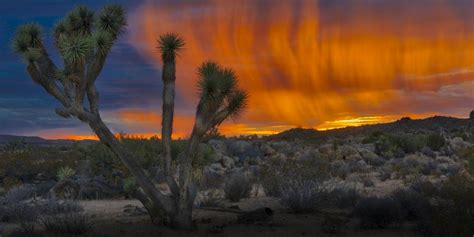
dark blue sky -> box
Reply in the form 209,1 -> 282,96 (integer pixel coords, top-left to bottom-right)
0,0 -> 171,137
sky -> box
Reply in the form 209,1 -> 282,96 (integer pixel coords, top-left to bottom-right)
0,0 -> 473,139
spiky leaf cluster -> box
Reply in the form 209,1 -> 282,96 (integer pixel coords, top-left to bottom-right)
12,23 -> 43,64
58,36 -> 94,68
197,61 -> 248,121
49,5 -> 125,67
157,33 -> 185,62
96,4 -> 127,38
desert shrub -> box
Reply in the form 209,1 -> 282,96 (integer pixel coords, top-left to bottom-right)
261,156 -> 329,197
411,180 -> 437,198
38,199 -> 91,235
375,133 -> 426,157
4,202 -> 39,234
279,179 -> 325,213
353,197 -> 402,229
41,211 -> 91,235
224,173 -> 253,202
57,166 -> 75,181
195,189 -> 223,208
390,189 -> 432,221
394,134 -> 427,154
3,184 -> 37,203
261,177 -> 281,197
415,175 -> 474,237
426,133 -> 445,151
377,165 -> 392,181
0,146 -> 80,183
347,160 -> 368,173
417,206 -> 474,237
328,184 -> 361,209
420,160 -> 437,175
123,177 -> 138,197
2,176 -> 22,191
330,160 -> 350,179
459,147 -> 474,175
362,131 -> 384,144
375,136 -> 404,158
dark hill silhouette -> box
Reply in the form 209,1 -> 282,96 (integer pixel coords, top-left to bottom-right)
0,134 -> 96,146
267,114 -> 473,141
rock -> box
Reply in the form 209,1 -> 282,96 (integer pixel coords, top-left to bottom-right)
209,163 -> 226,172
208,139 -> 227,154
228,140 -> 261,162
222,156 -> 235,169
202,166 -> 225,189
209,153 -> 224,163
123,205 -> 147,216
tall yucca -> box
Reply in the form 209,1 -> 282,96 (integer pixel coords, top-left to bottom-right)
157,33 -> 185,186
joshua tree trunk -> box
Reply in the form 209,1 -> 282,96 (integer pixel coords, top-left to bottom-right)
160,35 -> 180,198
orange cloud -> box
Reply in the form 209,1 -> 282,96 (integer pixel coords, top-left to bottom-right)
128,0 -> 474,133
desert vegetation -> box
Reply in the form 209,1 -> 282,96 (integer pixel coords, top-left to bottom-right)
1,113 -> 473,236
1,2 -> 474,237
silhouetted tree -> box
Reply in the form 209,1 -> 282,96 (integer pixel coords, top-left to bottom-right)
12,5 -> 248,229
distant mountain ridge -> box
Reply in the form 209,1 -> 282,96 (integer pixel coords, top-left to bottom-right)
268,115 -> 473,141
0,134 -> 96,146
1,114 -> 472,145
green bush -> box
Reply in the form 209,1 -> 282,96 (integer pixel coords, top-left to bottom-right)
123,177 -> 138,196
426,133 -> 445,151
57,166 -> 75,181
374,133 -> 427,157
459,147 -> 474,175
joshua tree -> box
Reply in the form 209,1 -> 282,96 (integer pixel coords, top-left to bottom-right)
12,5 -> 248,229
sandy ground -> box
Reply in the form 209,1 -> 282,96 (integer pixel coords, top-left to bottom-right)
0,196 -> 421,236
73,197 -> 419,237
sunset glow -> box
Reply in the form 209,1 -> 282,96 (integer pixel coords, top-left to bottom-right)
122,0 -> 474,138
3,1 -> 472,139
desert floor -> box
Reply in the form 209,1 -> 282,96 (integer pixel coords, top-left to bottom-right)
62,197 -> 420,237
